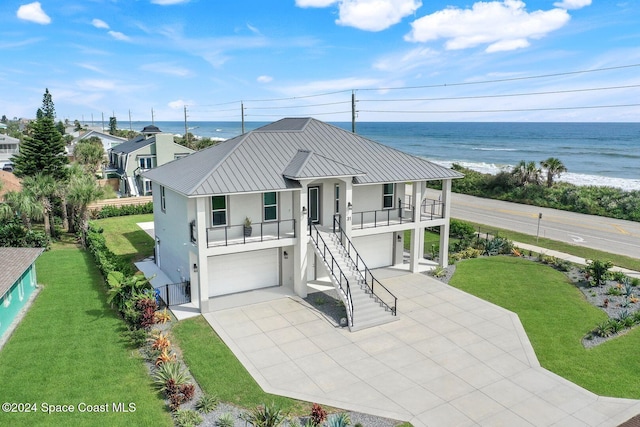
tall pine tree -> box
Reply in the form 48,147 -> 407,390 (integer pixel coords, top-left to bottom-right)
12,89 -> 68,180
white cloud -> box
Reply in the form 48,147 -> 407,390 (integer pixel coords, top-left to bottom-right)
140,62 -> 192,77
108,31 -> 131,41
257,75 -> 273,83
405,0 -> 570,53
92,19 -> 109,29
337,0 -> 422,31
278,76 -> 381,96
168,99 -> 190,109
76,79 -> 117,91
151,0 -> 190,4
373,46 -> 439,71
247,24 -> 261,35
295,0 -> 338,6
16,2 -> 51,25
553,0 -> 591,10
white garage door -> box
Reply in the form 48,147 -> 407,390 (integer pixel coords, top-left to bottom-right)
208,249 -> 278,297
353,233 -> 393,269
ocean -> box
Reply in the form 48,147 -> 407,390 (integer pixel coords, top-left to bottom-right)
139,121 -> 640,191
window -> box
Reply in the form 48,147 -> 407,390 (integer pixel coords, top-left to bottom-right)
144,180 -> 153,195
383,183 -> 395,209
160,186 -> 166,212
138,156 -> 153,169
334,184 -> 340,214
211,196 -> 227,226
263,192 -> 277,221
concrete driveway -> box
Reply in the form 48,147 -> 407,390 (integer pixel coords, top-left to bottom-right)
203,271 -> 640,426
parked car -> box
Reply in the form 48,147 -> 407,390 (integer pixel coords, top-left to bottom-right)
2,163 -> 14,172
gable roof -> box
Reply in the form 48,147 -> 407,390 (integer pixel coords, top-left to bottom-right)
73,130 -> 126,144
109,134 -> 154,155
0,247 -> 44,298
143,118 -> 463,196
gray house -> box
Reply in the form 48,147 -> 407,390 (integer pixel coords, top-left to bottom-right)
108,125 -> 194,197
144,118 -> 462,330
0,134 -> 20,169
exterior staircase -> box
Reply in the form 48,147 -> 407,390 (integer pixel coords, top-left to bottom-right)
309,225 -> 397,332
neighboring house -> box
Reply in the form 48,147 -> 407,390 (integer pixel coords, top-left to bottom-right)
71,129 -> 127,152
108,125 -> 194,197
144,118 -> 463,330
0,134 -> 20,168
0,247 -> 44,342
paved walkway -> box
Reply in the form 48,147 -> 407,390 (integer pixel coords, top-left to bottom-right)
203,270 -> 640,427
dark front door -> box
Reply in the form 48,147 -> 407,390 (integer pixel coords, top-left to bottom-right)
308,186 -> 320,224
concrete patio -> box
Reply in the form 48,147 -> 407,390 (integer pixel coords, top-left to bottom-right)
203,271 -> 640,427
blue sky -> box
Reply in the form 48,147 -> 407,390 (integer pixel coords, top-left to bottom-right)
2,0 -> 640,122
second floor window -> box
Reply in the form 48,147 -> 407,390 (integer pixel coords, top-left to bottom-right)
211,195 -> 227,226
383,183 -> 394,209
335,184 -> 340,214
139,157 -> 153,169
160,186 -> 166,212
263,192 -> 277,221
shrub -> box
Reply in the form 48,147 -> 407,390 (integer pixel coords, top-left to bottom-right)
585,259 -> 613,287
612,271 -> 628,283
241,402 -> 288,427
216,413 -> 235,427
606,287 -> 623,296
136,297 -> 158,329
309,403 -> 327,426
155,308 -> 172,324
153,362 -> 190,391
594,320 -> 614,338
618,310 -> 635,328
325,413 -> 351,427
431,265 -> 447,278
86,222 -> 133,276
195,393 -> 219,413
93,202 -> 154,219
174,409 -> 203,427
155,348 -> 177,366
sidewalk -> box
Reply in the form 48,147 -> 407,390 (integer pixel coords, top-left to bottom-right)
513,241 -> 640,280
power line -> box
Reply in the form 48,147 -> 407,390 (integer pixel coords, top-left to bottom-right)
360,103 -> 640,114
358,84 -> 640,103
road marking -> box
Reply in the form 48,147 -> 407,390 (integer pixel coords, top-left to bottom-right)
612,224 -> 631,235
569,235 -> 585,243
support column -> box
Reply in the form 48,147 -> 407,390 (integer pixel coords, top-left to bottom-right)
195,197 -> 210,312
342,179 -> 353,239
439,179 -> 452,267
410,181 -> 424,272
293,185 -> 308,298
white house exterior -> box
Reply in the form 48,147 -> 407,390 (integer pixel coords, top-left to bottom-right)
0,134 -> 20,168
144,118 -> 462,330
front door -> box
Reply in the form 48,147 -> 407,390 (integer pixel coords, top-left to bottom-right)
308,186 -> 320,224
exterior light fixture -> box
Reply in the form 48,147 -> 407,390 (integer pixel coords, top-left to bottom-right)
347,202 -> 352,209
397,235 -> 402,242
193,263 -> 198,272
302,206 -> 307,214
283,251 -> 289,259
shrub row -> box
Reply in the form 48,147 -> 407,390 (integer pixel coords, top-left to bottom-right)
91,202 -> 153,219
588,310 -> 640,339
86,222 -> 133,276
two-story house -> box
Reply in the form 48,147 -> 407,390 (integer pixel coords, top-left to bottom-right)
108,125 -> 194,197
144,118 -> 463,330
0,134 -> 20,169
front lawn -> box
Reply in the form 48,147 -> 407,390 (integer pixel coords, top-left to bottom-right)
0,246 -> 171,426
172,316 -> 310,415
449,256 -> 640,398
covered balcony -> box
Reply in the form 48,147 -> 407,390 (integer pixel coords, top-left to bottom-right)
205,219 -> 296,248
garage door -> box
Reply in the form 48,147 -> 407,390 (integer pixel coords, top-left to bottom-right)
208,249 -> 278,297
352,233 -> 393,269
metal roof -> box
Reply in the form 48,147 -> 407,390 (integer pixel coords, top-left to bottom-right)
109,134 -> 153,155
143,118 -> 463,196
0,247 -> 44,298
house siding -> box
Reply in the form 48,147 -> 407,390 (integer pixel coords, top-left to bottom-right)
153,185 -> 191,284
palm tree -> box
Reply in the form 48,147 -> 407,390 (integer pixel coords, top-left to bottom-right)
512,160 -> 541,186
540,157 -> 567,188
22,173 -> 57,237
3,190 -> 43,229
67,170 -> 104,246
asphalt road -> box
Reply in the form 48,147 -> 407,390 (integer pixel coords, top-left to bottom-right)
439,191 -> 640,258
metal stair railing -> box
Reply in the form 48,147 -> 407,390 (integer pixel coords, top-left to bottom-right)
309,223 -> 354,327
333,216 -> 397,316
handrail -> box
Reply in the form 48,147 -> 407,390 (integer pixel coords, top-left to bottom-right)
206,218 -> 296,247
420,198 -> 444,220
352,198 -> 414,230
309,223 -> 354,327
332,216 -> 397,316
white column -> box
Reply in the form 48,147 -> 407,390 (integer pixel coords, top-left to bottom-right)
195,197 -> 210,312
439,179 -> 452,267
343,179 -> 353,239
293,185 -> 308,297
409,181 -> 424,272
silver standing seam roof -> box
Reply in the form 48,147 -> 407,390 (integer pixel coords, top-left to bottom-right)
143,118 -> 463,196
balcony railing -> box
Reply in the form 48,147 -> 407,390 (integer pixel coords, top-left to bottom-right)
206,219 -> 296,248
420,198 -> 444,220
351,199 -> 414,230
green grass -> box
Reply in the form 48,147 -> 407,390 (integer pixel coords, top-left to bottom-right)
0,246 -> 171,426
172,316 -> 310,415
94,214 -> 154,264
449,256 -> 640,398
465,220 -> 640,271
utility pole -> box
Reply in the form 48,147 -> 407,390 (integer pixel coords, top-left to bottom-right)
128,110 -> 132,131
151,108 -> 155,125
101,112 -> 104,131
184,105 -> 189,147
241,101 -> 245,134
351,91 -> 356,133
